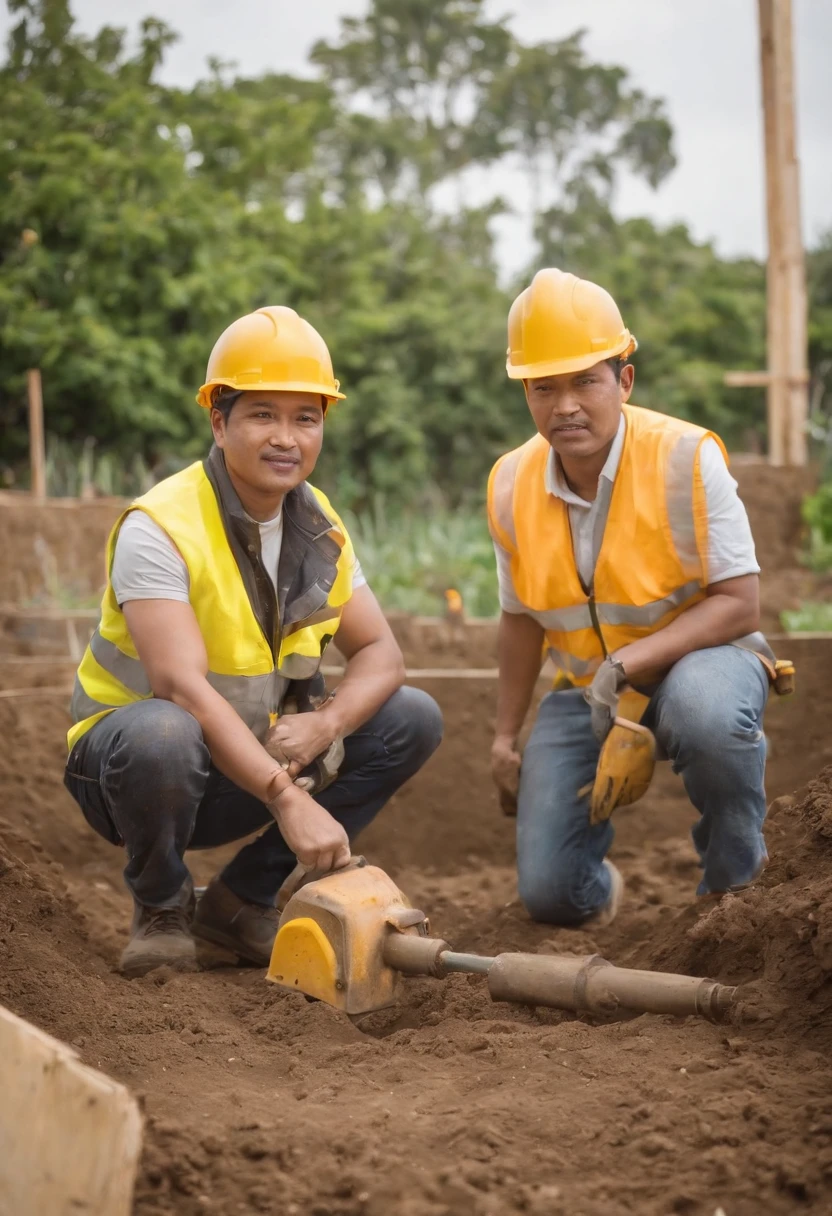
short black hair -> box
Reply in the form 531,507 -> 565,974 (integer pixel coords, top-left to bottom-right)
606,357 -> 627,382
210,387 -> 242,421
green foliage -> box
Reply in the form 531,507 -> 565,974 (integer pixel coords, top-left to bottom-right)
799,481 -> 832,573
344,497 -> 498,617
0,0 -> 677,506
780,601 -> 832,634
2,0 -> 832,509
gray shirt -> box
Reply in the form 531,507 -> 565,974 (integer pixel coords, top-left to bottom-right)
111,510 -> 366,606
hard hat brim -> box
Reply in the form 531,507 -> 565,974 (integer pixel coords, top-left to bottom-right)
506,333 -> 637,381
196,379 -> 346,409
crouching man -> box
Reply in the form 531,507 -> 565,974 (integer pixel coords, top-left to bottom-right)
65,306 -> 442,976
488,269 -> 778,926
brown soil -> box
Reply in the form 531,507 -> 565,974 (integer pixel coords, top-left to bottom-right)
2,469 -> 832,1216
2,643 -> 832,1216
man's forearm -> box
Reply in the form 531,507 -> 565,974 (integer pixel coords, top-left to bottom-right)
321,638 -> 405,739
614,585 -> 760,682
495,611 -> 545,740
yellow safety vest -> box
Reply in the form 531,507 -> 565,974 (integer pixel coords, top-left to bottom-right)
68,457 -> 356,751
488,402 -> 769,686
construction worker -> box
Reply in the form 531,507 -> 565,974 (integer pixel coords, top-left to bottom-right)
64,307 -> 443,976
488,268 -> 777,926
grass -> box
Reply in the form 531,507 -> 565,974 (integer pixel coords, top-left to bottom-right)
343,496 -> 500,618
780,602 -> 832,634
43,436 -> 157,499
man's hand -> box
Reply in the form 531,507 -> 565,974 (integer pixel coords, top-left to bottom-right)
491,733 -> 522,817
265,709 -> 339,774
584,656 -> 628,743
267,783 -> 351,872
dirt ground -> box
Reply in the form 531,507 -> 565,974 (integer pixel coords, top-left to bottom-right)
2,471 -> 832,1216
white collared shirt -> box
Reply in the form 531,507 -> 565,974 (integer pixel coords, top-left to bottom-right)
494,416 -> 760,616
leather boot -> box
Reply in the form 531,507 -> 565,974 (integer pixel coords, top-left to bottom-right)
192,877 -> 279,966
120,878 -> 197,978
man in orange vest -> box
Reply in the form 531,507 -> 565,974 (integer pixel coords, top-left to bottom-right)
488,269 -> 777,926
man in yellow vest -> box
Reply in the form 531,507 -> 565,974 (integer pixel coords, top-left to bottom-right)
488,269 -> 776,926
64,307 -> 442,976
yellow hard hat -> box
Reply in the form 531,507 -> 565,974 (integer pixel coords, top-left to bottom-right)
196,306 -> 345,408
507,268 -> 637,380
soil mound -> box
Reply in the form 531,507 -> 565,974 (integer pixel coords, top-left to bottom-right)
644,768 -> 832,1041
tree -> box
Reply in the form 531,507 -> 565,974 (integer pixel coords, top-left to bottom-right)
4,0 -> 825,505
311,0 -> 512,196
479,33 -> 675,216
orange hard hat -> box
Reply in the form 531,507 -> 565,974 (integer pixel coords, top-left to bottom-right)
507,268 -> 637,380
196,306 -> 345,408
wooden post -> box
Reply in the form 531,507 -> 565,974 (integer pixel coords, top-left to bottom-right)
27,368 -> 47,499
726,2 -> 808,465
757,0 -> 808,466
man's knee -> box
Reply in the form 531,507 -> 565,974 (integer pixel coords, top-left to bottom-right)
660,688 -> 764,760
113,700 -> 208,774
656,649 -> 767,759
517,859 -> 590,927
379,686 -> 444,766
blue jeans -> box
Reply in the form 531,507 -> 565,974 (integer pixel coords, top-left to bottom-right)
64,686 -> 443,908
517,646 -> 770,925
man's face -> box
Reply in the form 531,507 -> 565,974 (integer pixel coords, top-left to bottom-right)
525,361 -> 634,460
211,390 -> 325,497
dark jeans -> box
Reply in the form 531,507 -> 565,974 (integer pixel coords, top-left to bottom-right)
64,687 -> 443,909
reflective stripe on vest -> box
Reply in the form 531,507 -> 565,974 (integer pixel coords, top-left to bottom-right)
487,405 -> 729,686
532,578 -> 703,635
67,463 -> 355,751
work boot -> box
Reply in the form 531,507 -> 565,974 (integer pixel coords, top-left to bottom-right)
120,879 -> 197,978
191,877 -> 279,966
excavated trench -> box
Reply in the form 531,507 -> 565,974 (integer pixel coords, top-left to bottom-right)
1,474 -> 832,1215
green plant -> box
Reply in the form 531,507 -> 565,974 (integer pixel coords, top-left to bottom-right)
344,495 -> 499,618
780,601 -> 832,634
801,482 -> 832,573
44,435 -> 157,498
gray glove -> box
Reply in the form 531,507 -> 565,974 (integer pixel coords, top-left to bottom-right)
584,656 -> 628,744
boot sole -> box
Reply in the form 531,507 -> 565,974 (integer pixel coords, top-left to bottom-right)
120,948 -> 198,979
191,921 -> 272,968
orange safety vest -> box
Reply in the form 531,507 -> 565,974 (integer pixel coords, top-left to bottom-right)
488,403 -> 770,686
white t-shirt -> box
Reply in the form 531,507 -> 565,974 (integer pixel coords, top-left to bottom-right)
494,416 -> 760,615
111,509 -> 366,606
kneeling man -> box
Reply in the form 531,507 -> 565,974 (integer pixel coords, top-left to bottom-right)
489,269 -> 777,926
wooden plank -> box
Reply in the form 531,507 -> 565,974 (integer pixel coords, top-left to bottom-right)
724,370 -> 773,388
0,1004 -> 142,1216
0,686 -> 73,699
26,370 -> 47,501
0,605 -> 99,621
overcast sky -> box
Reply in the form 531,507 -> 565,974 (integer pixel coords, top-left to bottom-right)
5,0 -> 830,271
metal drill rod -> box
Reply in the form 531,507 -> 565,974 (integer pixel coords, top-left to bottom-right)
438,951 -> 496,975
382,934 -> 736,1022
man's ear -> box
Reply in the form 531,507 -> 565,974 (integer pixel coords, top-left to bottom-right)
620,364 -> 635,403
210,407 -> 226,448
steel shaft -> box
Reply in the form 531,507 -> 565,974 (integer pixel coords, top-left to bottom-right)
382,935 -> 735,1022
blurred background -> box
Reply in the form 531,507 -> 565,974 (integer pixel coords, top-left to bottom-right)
1,0 -> 831,617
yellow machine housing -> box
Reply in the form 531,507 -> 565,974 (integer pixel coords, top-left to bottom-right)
267,863 -> 428,1015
